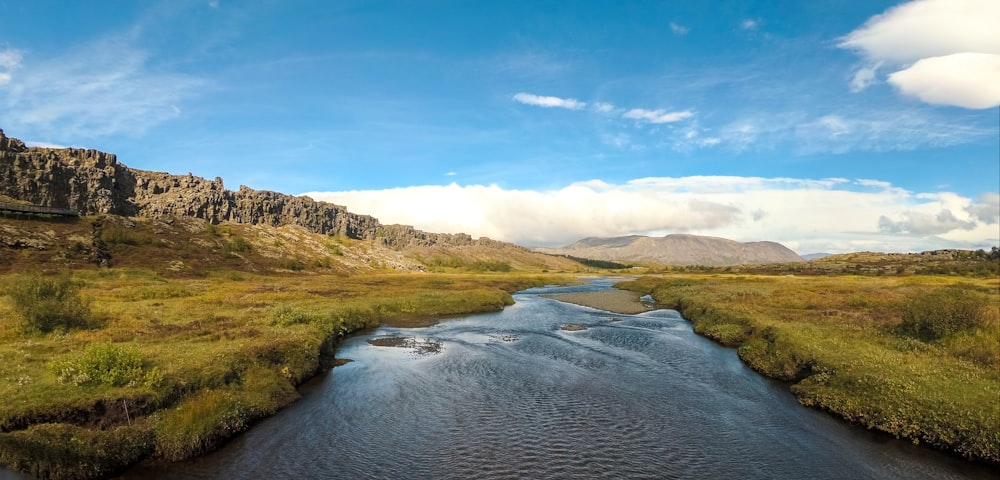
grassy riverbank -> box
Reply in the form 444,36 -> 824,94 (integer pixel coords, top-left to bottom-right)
618,274 -> 1000,464
0,270 -> 566,479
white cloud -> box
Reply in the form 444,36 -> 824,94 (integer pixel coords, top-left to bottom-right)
839,0 -> 1000,108
512,92 -> 586,110
24,141 -> 71,149
623,108 -> 693,124
741,19 -> 758,31
966,192 -> 1000,224
0,38 -> 204,138
878,209 -> 976,234
839,0 -> 1000,64
444,171 -> 457,177
887,52 -> 1000,109
303,177 -> 1000,253
669,22 -> 689,35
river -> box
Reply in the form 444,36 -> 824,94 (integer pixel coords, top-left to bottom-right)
120,278 -> 994,479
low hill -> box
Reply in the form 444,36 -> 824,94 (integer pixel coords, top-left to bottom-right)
537,233 -> 803,266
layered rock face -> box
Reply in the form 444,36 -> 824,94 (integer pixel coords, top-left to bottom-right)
0,130 -> 137,216
0,129 -> 493,248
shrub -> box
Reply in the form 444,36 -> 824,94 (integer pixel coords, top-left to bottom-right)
280,258 -> 305,271
50,343 -> 162,388
267,306 -> 314,326
101,224 -> 152,246
222,237 -> 252,258
7,274 -> 94,334
897,286 -> 989,342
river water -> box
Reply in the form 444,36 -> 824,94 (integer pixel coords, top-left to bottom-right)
120,278 -> 993,479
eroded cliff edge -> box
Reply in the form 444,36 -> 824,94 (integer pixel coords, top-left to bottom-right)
0,129 -> 498,250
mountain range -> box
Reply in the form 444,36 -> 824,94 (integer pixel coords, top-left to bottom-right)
537,234 -> 804,266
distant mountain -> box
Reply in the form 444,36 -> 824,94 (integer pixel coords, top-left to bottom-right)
536,233 -> 804,266
802,253 -> 833,261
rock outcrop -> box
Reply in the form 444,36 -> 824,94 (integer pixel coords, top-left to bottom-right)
0,129 -> 496,249
536,233 -> 804,266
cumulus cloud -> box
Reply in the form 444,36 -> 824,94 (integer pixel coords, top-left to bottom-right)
623,108 -> 693,124
966,192 -> 1000,224
303,177 -> 1000,253
878,209 -> 976,234
0,38 -> 204,138
887,53 -> 1000,109
512,92 -> 586,110
839,0 -> 1000,108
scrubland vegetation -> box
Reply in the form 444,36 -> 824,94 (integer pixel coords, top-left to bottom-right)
2,213 -> 998,477
0,268 -> 563,479
619,273 -> 1000,463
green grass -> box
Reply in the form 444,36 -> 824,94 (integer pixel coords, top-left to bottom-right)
619,274 -> 1000,463
0,270 -> 569,478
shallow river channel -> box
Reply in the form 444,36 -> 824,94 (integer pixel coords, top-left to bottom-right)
123,278 -> 994,479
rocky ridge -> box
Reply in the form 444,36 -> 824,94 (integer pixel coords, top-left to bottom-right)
0,129 -> 506,251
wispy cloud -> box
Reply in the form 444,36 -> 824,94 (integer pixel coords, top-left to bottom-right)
623,108 -> 693,124
707,108 -> 993,154
0,37 -> 205,139
490,51 -> 575,79
0,48 -> 22,85
592,102 -> 616,114
741,19 -> 759,31
669,22 -> 689,35
839,0 -> 1000,108
304,177 -> 1000,253
848,61 -> 882,93
512,92 -> 586,110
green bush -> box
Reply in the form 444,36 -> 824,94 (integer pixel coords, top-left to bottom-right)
7,274 -> 94,334
222,236 -> 252,258
50,343 -> 162,388
897,286 -> 989,342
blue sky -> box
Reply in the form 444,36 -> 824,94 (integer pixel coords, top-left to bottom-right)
1,0 -> 998,253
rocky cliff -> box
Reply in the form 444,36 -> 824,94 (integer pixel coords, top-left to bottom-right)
536,233 -> 804,266
0,129 -> 500,250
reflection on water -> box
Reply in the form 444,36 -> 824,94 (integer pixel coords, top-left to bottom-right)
124,279 -> 994,479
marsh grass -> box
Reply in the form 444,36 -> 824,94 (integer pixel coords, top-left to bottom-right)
619,274 -> 1000,463
0,269 -> 566,478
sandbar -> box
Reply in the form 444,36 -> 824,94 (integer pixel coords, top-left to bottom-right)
543,289 -> 654,314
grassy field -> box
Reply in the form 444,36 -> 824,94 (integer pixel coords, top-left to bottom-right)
0,268 -> 567,479
618,274 -> 1000,464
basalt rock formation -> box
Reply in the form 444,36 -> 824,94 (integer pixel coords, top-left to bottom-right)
0,129 -> 498,250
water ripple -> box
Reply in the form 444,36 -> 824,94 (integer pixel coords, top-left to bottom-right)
126,280 -> 998,480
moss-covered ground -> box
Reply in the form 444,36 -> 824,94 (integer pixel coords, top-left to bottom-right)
619,274 -> 1000,465
0,269 -> 565,479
